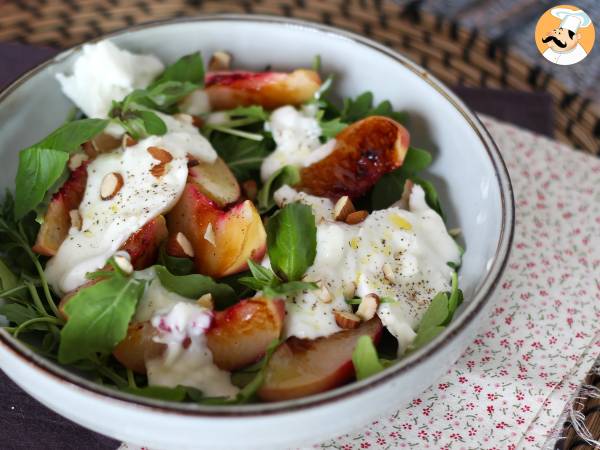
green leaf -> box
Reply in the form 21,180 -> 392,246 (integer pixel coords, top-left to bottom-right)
0,303 -> 48,331
122,385 -> 187,402
417,292 -> 449,332
266,203 -> 317,282
312,54 -> 321,73
15,148 -> 69,219
0,259 -> 18,292
138,110 -> 167,135
33,118 -> 109,153
352,335 -> 385,380
13,118 -> 108,219
257,165 -> 300,213
235,339 -> 280,403
152,52 -> 205,87
371,146 -> 433,211
446,272 -> 463,321
342,92 -> 374,122
411,325 -> 446,350
58,273 -> 145,364
263,280 -> 319,298
412,177 -> 444,219
401,147 -> 433,174
154,265 -> 237,309
157,244 -> 194,276
319,117 -> 347,139
247,260 -> 277,286
210,132 -> 272,180
225,105 -> 268,121
145,81 -> 198,110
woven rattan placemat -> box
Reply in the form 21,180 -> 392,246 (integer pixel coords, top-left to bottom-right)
0,1 -> 599,448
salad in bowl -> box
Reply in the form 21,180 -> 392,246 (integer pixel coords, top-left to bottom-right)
0,40 -> 464,404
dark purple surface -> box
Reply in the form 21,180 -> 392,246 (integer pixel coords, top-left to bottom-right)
0,42 -> 554,450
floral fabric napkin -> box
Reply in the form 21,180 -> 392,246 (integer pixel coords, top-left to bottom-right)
120,117 -> 600,450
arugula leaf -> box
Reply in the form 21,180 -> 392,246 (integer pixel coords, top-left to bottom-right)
210,132 -> 272,180
0,303 -> 49,331
371,146 -> 433,211
122,385 -> 187,402
266,203 -> 317,282
412,177 -> 444,219
0,258 -> 18,292
157,244 -> 194,276
263,281 -> 318,298
224,105 -> 268,121
352,335 -> 385,380
238,260 -> 318,299
257,165 -> 300,213
152,52 -> 205,87
339,91 -> 407,124
154,265 -> 237,309
319,117 -> 347,139
58,271 -> 145,364
409,272 -> 463,352
14,119 -> 108,218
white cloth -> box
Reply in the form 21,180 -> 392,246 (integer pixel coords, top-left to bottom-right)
543,43 -> 588,65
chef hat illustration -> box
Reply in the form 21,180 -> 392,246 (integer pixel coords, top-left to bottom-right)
551,8 -> 592,33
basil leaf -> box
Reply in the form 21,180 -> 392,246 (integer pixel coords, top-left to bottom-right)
145,81 -> 198,110
247,260 -> 277,285
59,274 -> 145,364
138,110 -> 168,135
15,148 -> 69,220
157,245 -> 194,276
263,280 -> 318,298
257,165 -> 300,213
34,118 -> 109,153
122,385 -> 187,402
154,265 -> 236,309
352,335 -> 385,380
401,147 -> 433,174
266,203 -> 317,281
152,52 -> 205,87
210,132 -> 272,180
14,118 -> 108,219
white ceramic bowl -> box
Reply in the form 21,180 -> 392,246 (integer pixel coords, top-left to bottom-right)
0,15 -> 514,450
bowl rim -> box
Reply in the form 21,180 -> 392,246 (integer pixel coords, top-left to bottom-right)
0,13 -> 515,417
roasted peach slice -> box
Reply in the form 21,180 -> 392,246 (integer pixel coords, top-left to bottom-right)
188,157 -> 240,208
32,163 -> 88,256
258,318 -> 383,402
121,215 -> 168,270
205,69 -> 321,110
208,297 -> 285,371
166,183 -> 266,278
298,116 -> 410,199
113,297 -> 285,374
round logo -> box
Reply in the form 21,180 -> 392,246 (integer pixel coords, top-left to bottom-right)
534,5 -> 595,66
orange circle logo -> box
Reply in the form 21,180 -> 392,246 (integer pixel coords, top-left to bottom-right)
535,5 -> 595,65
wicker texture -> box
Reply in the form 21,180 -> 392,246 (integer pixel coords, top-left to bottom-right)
0,1 -> 599,448
0,0 -> 599,154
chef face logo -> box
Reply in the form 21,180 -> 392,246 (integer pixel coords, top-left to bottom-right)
535,5 -> 595,66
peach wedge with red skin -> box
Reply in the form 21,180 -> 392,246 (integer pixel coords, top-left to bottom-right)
205,69 -> 321,110
120,215 -> 168,270
187,156 -> 240,208
112,297 -> 285,374
166,183 -> 266,278
32,163 -> 88,256
258,317 -> 383,402
298,116 -> 410,199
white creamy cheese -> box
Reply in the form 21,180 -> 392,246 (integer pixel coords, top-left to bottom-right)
45,115 -> 217,295
56,41 -> 164,119
179,90 -> 211,116
273,185 -> 335,223
261,105 -> 335,181
283,185 -> 461,350
138,281 -> 238,397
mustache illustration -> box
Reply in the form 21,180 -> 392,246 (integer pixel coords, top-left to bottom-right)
542,35 -> 567,48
